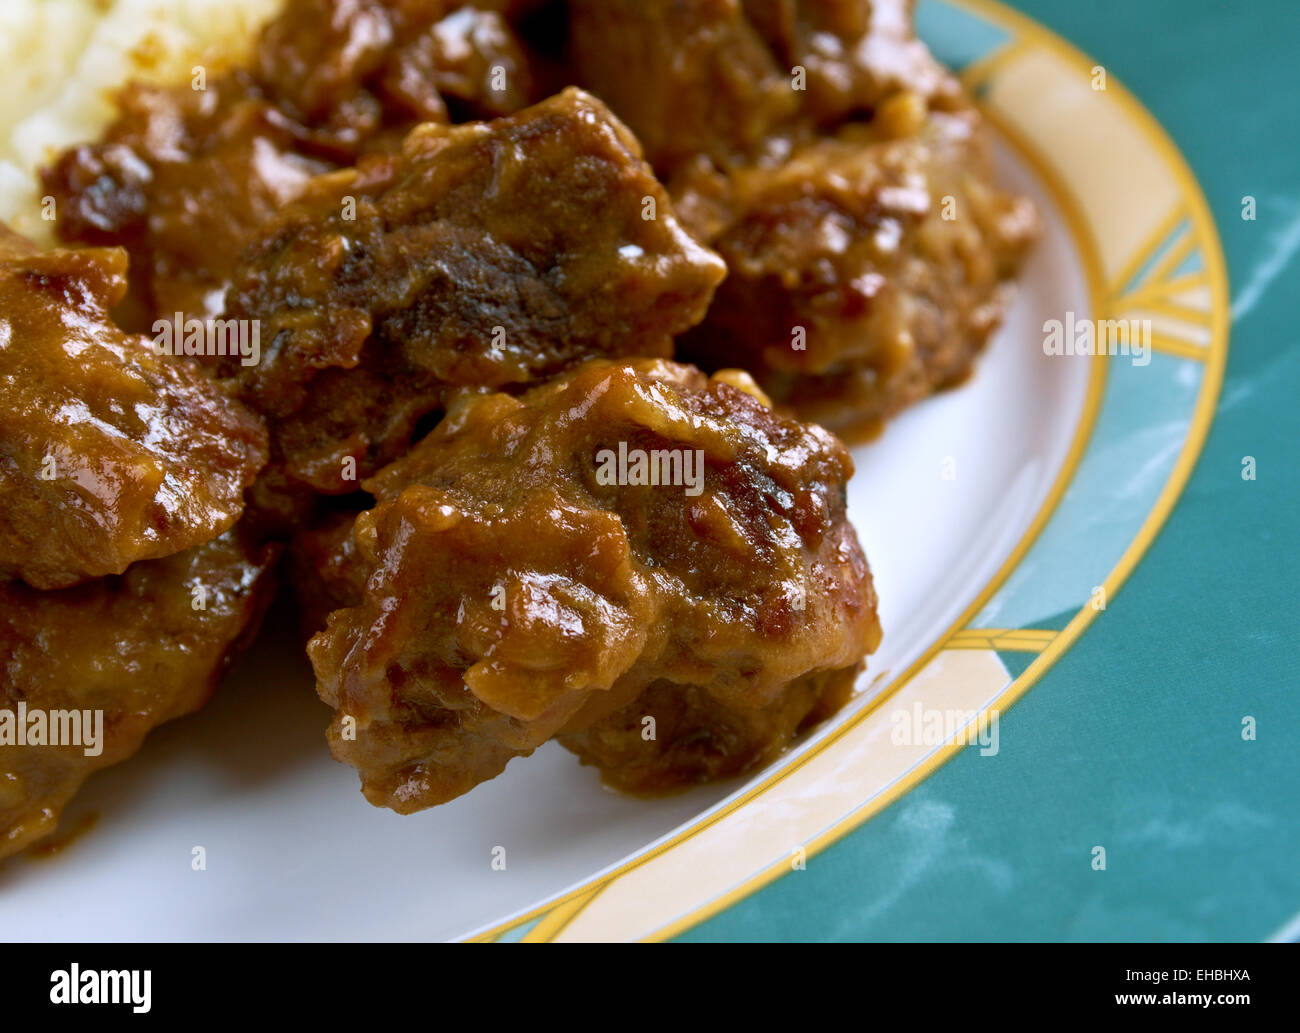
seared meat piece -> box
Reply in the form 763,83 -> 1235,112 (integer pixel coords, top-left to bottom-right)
41,0 -> 544,326
566,0 -> 1037,434
225,87 -> 726,494
559,666 -> 857,794
568,0 -> 799,172
0,529 -> 279,859
308,358 -> 880,810
568,0 -> 962,174
0,228 -> 267,590
675,110 -> 1039,435
739,0 -> 964,125
371,2 -> 539,120
258,0 -> 540,129
41,74 -> 334,326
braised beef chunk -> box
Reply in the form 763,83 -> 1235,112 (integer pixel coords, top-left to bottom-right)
564,0 -> 1037,434
738,0 -> 965,124
559,666 -> 857,794
376,3 -> 539,120
41,0 -> 545,327
41,74 -> 334,326
568,0 -> 962,175
675,111 -> 1039,434
568,0 -> 799,172
258,0 -> 542,128
0,530 -> 278,860
224,88 -> 726,494
0,227 -> 267,590
308,359 -> 880,810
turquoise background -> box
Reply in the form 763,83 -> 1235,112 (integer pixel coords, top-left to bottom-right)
680,0 -> 1300,942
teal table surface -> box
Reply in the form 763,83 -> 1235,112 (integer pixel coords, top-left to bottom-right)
679,0 -> 1300,942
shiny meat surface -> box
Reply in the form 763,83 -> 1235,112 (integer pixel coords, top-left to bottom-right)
308,358 -> 880,810
739,0 -> 965,125
569,0 -> 799,172
41,74 -> 333,327
41,0 -> 544,326
675,110 -> 1039,434
559,666 -> 857,793
566,0 -> 1037,434
568,0 -> 963,173
0,229 -> 268,589
256,0 -> 540,128
224,88 -> 726,494
0,530 -> 279,859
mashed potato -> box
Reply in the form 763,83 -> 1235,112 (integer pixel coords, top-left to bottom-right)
0,0 -> 283,242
